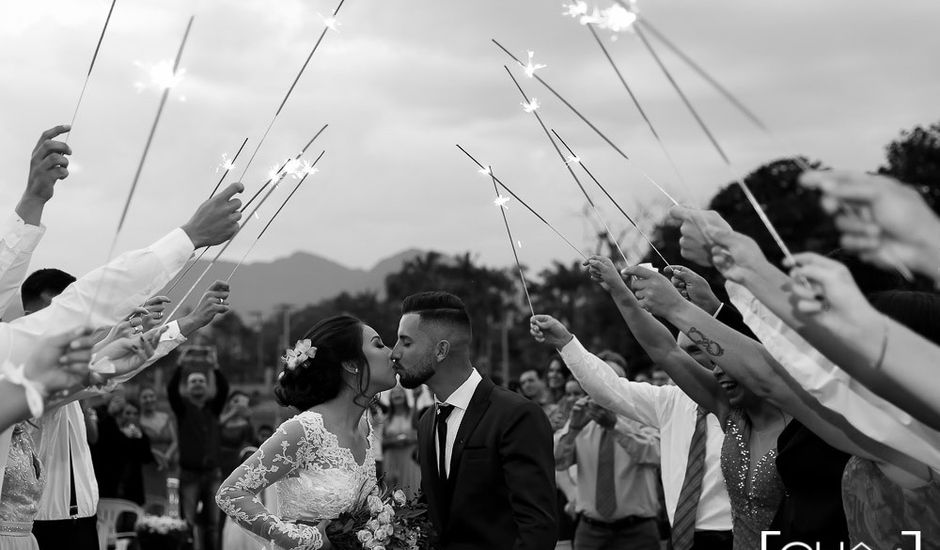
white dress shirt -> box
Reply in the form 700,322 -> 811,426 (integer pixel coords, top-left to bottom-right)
726,282 -> 940,477
434,368 -> 482,478
33,321 -> 188,520
557,417 -> 661,520
0,213 -> 45,320
559,337 -> 733,530
0,227 -> 196,498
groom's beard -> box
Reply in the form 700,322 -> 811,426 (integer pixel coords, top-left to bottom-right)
396,353 -> 435,389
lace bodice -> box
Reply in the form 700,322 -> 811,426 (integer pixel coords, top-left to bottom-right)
216,410 -> 376,550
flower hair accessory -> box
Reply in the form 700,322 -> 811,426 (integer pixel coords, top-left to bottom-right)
283,339 -> 317,370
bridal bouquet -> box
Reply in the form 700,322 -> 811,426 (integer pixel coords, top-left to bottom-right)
325,486 -> 433,550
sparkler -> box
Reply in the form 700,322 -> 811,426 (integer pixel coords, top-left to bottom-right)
585,23 -> 688,194
242,124 -> 329,212
488,167 -> 535,317
66,0 -> 117,142
503,67 -> 629,265
225,151 -> 326,282
552,129 -> 670,266
237,0 -> 346,180
456,144 -> 587,259
162,131 -> 327,325
521,51 -> 547,78
209,137 -> 249,198
632,24 -> 797,265
492,39 -> 678,206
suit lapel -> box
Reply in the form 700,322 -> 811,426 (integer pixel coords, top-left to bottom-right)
446,378 -> 495,491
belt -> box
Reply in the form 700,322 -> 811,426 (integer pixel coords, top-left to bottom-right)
580,514 -> 654,529
0,520 -> 34,536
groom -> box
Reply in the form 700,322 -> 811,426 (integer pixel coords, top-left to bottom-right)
391,291 -> 558,550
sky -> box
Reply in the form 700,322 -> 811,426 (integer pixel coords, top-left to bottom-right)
2,0 -> 939,278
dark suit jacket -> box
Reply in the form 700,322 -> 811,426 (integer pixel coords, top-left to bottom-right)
418,376 -> 558,550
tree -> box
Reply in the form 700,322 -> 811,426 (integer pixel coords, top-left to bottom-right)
878,121 -> 940,213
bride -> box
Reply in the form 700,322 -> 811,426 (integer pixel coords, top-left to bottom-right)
216,315 -> 397,550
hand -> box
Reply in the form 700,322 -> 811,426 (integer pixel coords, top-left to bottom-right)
582,255 -> 629,294
785,252 -> 879,325
529,314 -> 574,349
92,327 -> 165,378
121,424 -> 143,439
708,230 -> 773,286
664,265 -> 722,314
563,499 -> 577,519
181,182 -> 244,249
179,281 -> 230,336
801,170 -> 940,277
154,453 -> 168,471
667,206 -> 734,267
568,397 -> 591,431
25,328 -> 97,394
621,265 -> 685,317
18,125 -> 72,225
587,402 -> 617,429
137,296 -> 171,331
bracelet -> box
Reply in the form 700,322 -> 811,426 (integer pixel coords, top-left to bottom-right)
0,361 -> 48,419
712,302 -> 725,318
873,318 -> 890,371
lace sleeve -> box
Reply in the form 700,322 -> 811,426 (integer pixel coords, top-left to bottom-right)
216,417 -> 324,550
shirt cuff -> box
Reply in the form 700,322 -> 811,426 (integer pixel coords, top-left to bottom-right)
1,213 -> 46,250
152,228 -> 196,274
559,335 -> 588,364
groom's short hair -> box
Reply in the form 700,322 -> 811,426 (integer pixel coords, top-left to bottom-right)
402,291 -> 472,340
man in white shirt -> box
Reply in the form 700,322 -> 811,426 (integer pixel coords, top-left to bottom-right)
531,315 -> 734,550
555,358 -> 662,550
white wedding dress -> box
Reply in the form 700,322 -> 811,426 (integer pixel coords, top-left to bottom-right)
216,410 -> 377,550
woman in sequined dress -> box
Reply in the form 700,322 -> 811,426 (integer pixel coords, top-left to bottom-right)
0,423 -> 44,550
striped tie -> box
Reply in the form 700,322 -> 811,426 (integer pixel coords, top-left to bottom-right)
672,406 -> 708,550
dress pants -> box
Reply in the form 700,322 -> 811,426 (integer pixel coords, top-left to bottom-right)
574,516 -> 660,550
32,515 -> 99,550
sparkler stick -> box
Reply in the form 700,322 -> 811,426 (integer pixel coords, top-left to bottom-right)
241,124 -> 328,212
503,67 -> 629,266
552,129 -> 670,266
84,15 -> 194,325
456,145 -> 587,259
225,151 -> 325,282
632,25 -> 798,266
488,167 -> 535,317
66,0 -> 118,142
633,18 -> 912,279
492,39 -> 678,206
162,132 -> 324,325
237,0 -> 346,180
209,137 -> 249,198
585,23 -> 688,195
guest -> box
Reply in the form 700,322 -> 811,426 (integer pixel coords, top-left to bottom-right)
546,355 -> 571,404
382,385 -> 420,497
115,399 -> 156,506
555,359 -> 662,550
168,350 -> 230,550
520,368 -> 554,416
219,391 -> 255,478
531,314 -> 734,550
650,367 -> 674,387
139,386 -> 178,511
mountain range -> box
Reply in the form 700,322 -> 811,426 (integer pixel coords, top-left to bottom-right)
162,248 -> 426,318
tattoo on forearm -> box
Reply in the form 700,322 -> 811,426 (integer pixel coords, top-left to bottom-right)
688,327 -> 724,357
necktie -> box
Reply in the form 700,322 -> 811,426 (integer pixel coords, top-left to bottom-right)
672,406 -> 709,550
595,426 -> 617,518
436,404 -> 455,480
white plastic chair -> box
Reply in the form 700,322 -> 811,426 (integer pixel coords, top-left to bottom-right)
97,498 -> 144,550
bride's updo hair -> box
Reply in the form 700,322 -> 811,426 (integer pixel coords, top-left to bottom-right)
274,314 -> 370,411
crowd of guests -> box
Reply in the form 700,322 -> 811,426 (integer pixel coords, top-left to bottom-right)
1,122 -> 939,550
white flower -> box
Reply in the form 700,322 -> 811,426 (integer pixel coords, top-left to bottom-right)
366,519 -> 381,531
283,339 -> 317,370
392,490 -> 407,506
367,495 -> 384,514
357,530 -> 373,544
377,510 -> 391,524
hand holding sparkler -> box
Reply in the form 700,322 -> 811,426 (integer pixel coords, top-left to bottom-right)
181,182 -> 244,249
18,125 -> 72,225
529,314 -> 574,350
177,281 -> 230,337
667,206 -> 733,267
582,255 -> 630,296
664,265 -> 722,315
622,264 -> 688,317
707,230 -> 775,287
801,170 -> 940,282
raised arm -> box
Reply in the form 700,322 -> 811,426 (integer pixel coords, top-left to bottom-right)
499,401 -> 558,550
217,417 -> 326,549
587,256 -> 730,421
530,314 -> 664,428
167,366 -> 185,418
209,367 -> 230,416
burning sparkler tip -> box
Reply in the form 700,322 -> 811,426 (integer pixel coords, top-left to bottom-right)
494,195 -> 511,210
